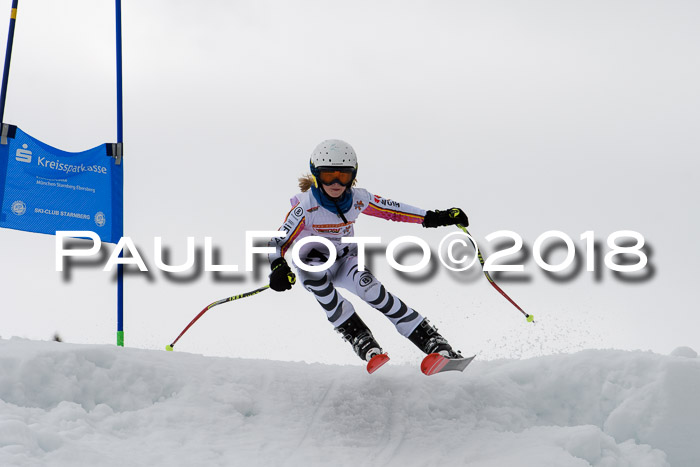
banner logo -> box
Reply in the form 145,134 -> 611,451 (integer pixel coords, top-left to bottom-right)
11,200 -> 26,215
95,212 -> 106,227
15,144 -> 32,163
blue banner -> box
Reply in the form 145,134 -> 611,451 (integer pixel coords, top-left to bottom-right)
0,125 -> 123,243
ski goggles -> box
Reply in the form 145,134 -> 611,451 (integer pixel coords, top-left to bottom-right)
317,168 -> 354,186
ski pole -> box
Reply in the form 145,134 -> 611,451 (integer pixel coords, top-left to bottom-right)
165,285 -> 271,351
449,210 -> 534,323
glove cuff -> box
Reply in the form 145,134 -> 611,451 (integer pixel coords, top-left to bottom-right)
422,210 -> 442,228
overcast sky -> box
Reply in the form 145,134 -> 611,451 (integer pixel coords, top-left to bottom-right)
1,0 -> 698,366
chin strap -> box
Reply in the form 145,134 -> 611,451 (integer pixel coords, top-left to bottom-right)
331,195 -> 349,223
321,185 -> 350,223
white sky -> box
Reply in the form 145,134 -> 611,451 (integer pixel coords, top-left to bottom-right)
1,0 -> 698,365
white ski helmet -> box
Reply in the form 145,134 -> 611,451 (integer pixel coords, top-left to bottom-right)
309,139 -> 358,186
310,139 -> 357,170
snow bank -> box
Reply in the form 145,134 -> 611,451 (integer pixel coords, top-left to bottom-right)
1,338 -> 698,467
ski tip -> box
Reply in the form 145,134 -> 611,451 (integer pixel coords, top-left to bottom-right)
421,353 -> 449,376
367,353 -> 390,374
165,345 -> 174,351
422,353 -> 476,375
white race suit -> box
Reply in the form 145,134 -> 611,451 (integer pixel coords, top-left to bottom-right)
268,187 -> 428,337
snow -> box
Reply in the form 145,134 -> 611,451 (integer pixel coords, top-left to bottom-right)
671,347 -> 698,359
1,339 -> 698,467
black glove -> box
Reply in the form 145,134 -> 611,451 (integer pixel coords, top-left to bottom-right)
269,258 -> 296,292
422,208 -> 469,228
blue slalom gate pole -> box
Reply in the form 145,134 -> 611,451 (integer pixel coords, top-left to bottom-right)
115,0 -> 124,346
0,0 -> 18,123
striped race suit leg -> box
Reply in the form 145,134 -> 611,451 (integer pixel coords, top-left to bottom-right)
295,249 -> 424,337
297,266 -> 356,327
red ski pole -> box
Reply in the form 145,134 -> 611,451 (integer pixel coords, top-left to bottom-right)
165,285 -> 270,351
449,211 -> 534,323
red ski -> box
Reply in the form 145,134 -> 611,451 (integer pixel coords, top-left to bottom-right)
367,353 -> 390,374
421,353 -> 475,376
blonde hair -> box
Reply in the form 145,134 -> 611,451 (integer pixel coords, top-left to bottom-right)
298,174 -> 357,192
298,174 -> 315,192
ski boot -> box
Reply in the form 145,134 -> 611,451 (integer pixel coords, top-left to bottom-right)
335,313 -> 389,373
408,318 -> 462,359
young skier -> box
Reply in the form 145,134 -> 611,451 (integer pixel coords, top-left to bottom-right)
268,139 -> 469,372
